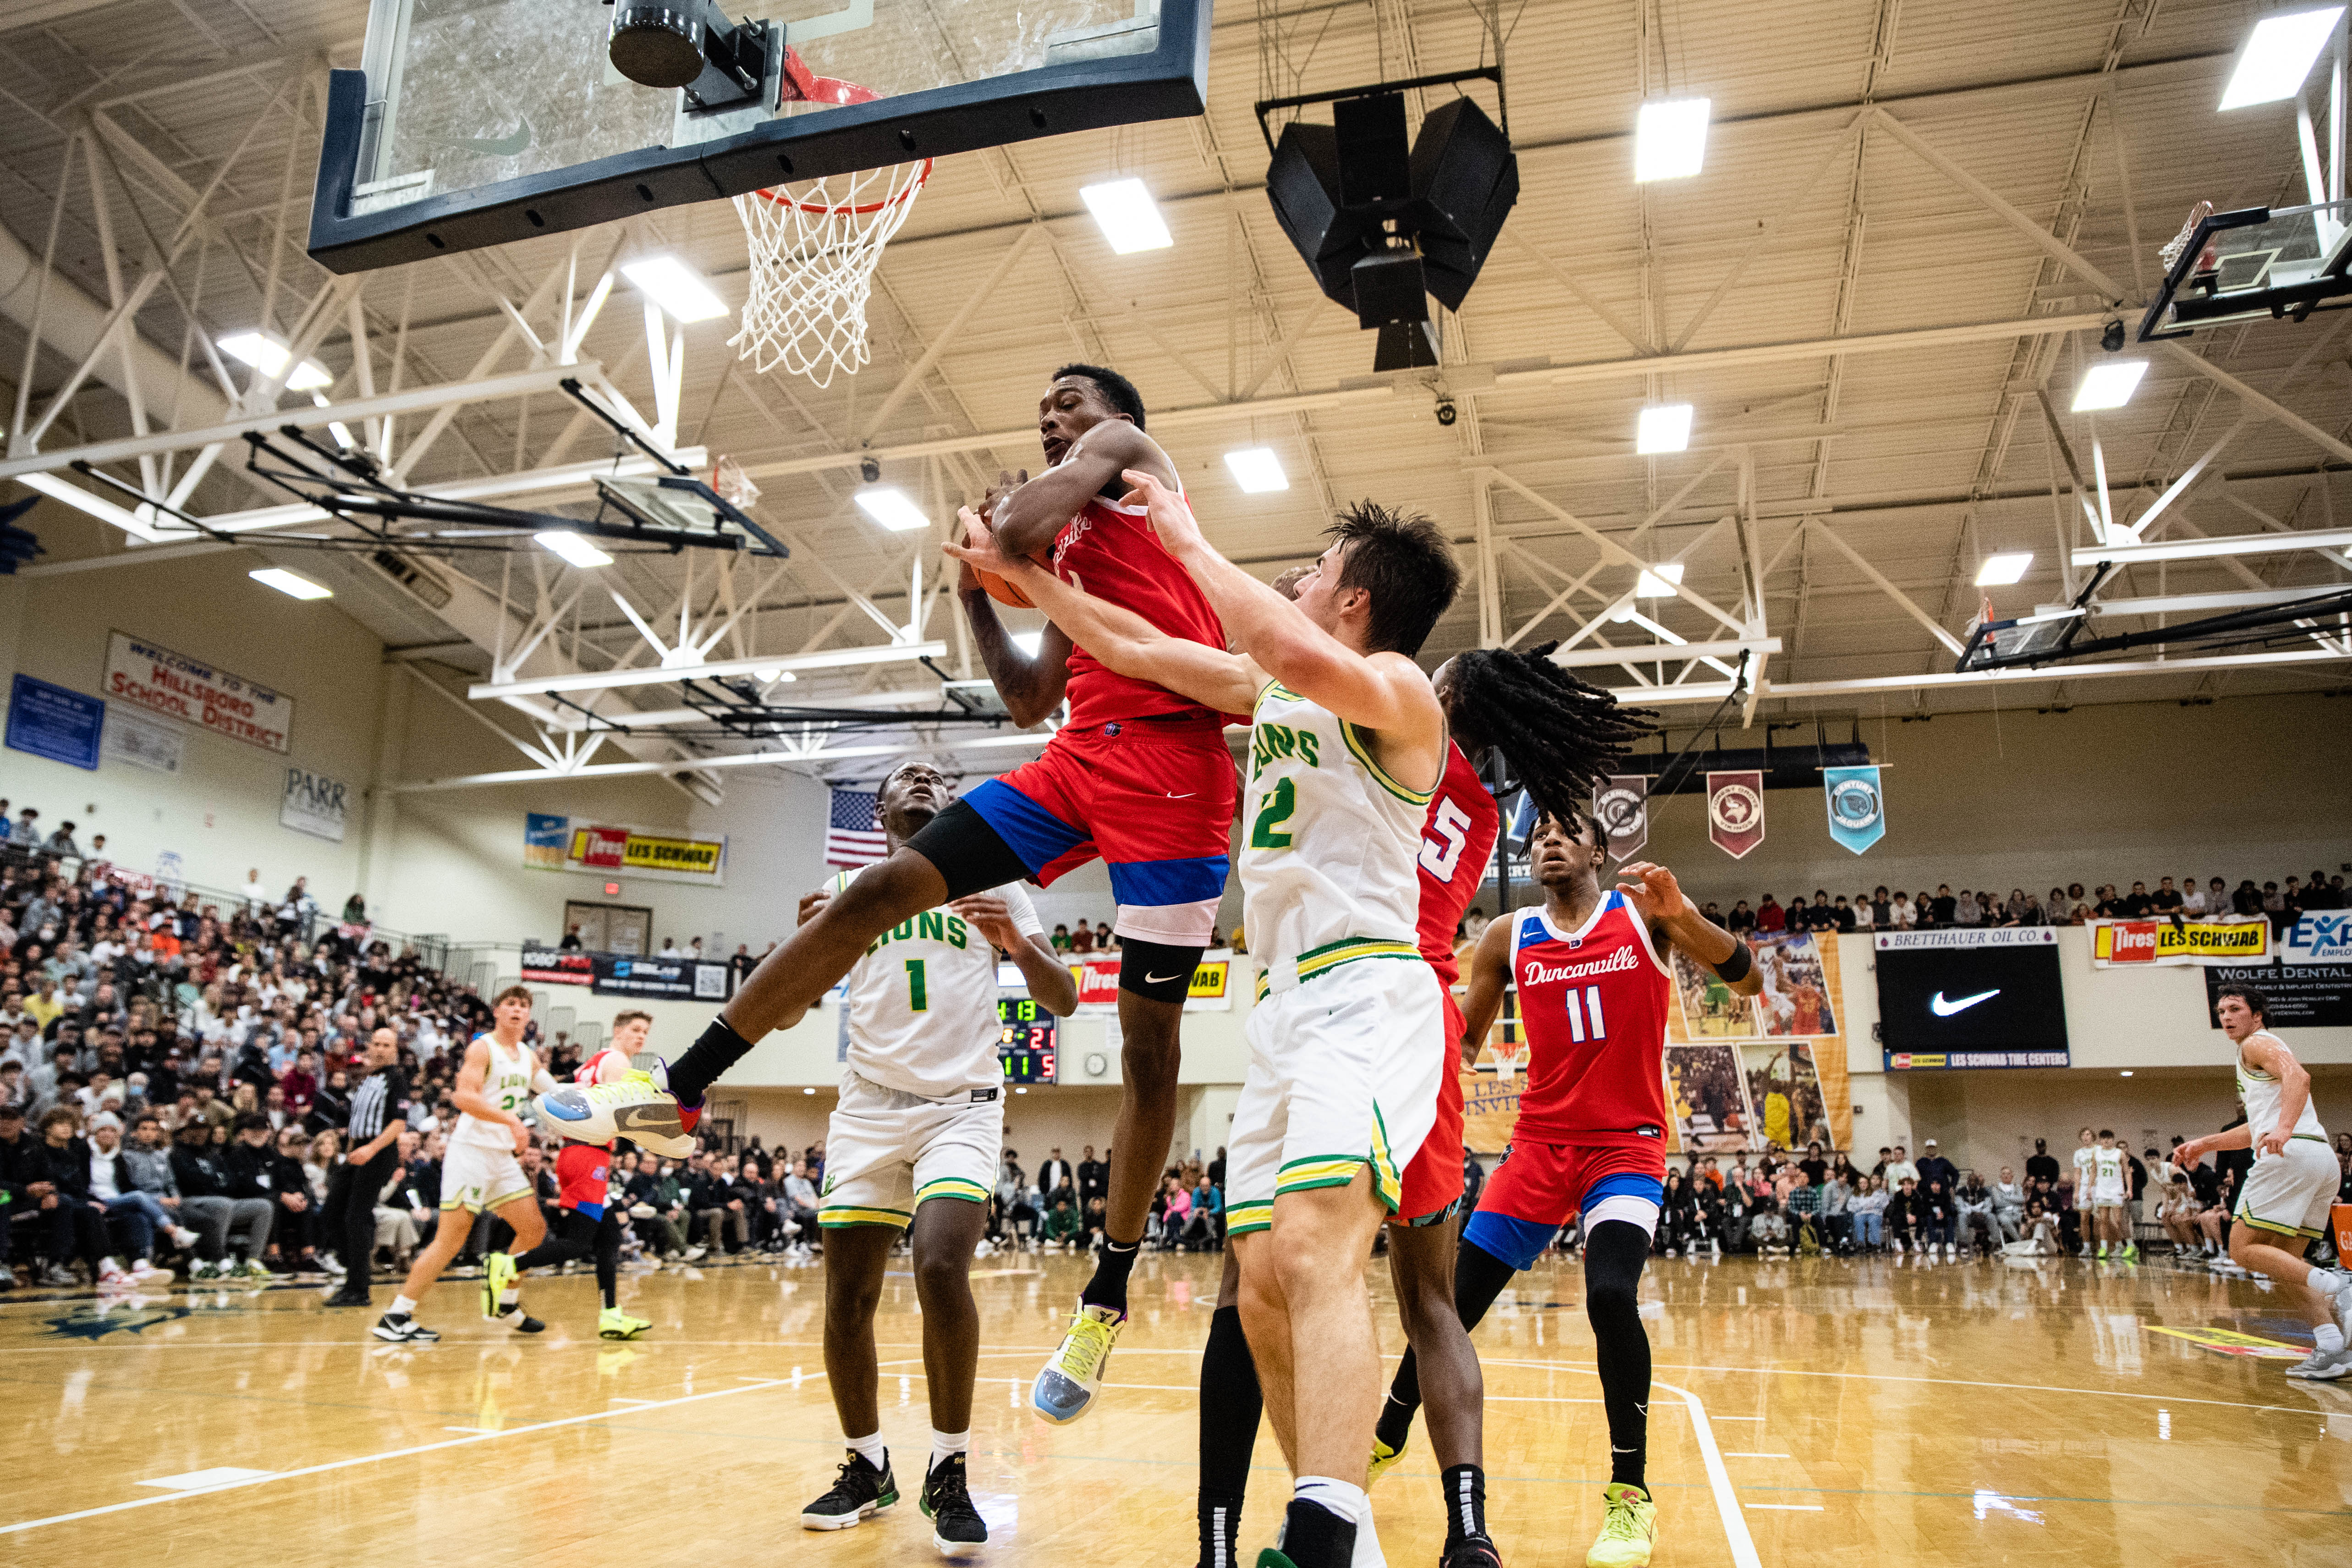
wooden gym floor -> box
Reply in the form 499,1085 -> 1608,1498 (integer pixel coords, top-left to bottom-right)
3,1249 -> 2348,1567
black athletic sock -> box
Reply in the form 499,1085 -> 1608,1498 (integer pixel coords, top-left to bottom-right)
1081,1236 -> 1141,1313
1386,1238 -> 1517,1436
1439,1464 -> 1488,1549
1280,1497 -> 1356,1568
666,1017 -> 753,1108
511,1210 -> 597,1274
1197,1305 -> 1260,1567
1583,1220 -> 1653,1488
1375,1385 -> 1418,1452
596,1211 -> 621,1309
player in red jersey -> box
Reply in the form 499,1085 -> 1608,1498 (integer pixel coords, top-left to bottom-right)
485,1049 -> 651,1341
1186,643 -> 1646,1568
538,365 -> 1238,1416
1372,809 -> 1758,1568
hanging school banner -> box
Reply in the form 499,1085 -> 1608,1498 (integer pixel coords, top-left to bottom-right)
1706,770 -> 1765,858
2088,918 -> 2270,966
103,631 -> 291,752
1822,765 -> 1885,855
1594,775 -> 1649,861
517,814 -> 728,885
279,767 -> 351,842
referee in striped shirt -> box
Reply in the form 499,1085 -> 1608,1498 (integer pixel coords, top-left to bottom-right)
324,1029 -> 409,1308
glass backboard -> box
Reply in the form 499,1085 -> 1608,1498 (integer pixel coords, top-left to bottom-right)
2138,198 -> 2352,340
311,0 -> 1210,273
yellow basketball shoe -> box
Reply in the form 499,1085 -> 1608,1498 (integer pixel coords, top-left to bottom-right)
1366,1434 -> 1408,1489
1587,1482 -> 1657,1568
481,1251 -> 517,1320
598,1307 -> 652,1340
1031,1302 -> 1124,1424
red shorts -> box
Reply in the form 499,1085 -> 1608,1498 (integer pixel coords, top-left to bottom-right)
1394,990 -> 1467,1225
966,715 -> 1237,946
1463,1139 -> 1667,1269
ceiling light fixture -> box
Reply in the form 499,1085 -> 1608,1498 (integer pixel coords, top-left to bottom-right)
2219,7 -> 2346,110
534,530 -> 614,568
1634,98 -> 1712,182
249,567 -> 332,600
854,486 -> 929,532
1975,552 -> 2033,586
1224,447 -> 1289,493
620,255 -> 730,322
1636,403 -> 1694,454
1078,177 -> 1174,253
1634,561 -> 1685,598
218,331 -> 333,391
2072,359 -> 2149,411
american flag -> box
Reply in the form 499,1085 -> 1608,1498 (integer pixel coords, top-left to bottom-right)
825,788 -> 889,869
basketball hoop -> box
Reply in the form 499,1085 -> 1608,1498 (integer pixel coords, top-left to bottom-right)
731,49 -> 931,388
711,454 -> 759,512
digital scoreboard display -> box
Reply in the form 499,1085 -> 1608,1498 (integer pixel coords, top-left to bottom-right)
996,997 -> 1057,1084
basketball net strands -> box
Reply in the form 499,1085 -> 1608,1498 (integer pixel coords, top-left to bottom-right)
731,48 -> 932,388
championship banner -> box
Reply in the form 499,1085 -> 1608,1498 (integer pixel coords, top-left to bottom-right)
1594,775 -> 1649,861
1705,770 -> 1765,858
1822,765 -> 1885,855
519,813 -> 728,885
2088,918 -> 2269,967
104,630 -> 291,753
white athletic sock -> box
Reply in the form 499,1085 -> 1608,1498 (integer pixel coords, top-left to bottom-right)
499,1288 -> 520,1308
929,1428 -> 970,1473
390,1295 -> 417,1316
2316,1323 -> 2347,1355
846,1430 -> 887,1470
1293,1475 -> 1366,1524
2308,1263 -> 2349,1292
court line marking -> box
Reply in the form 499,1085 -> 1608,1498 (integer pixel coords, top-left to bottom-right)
1745,1503 -> 1824,1512
0,1375 -> 795,1537
1721,1452 -> 1792,1459
1654,1378 -> 1764,1568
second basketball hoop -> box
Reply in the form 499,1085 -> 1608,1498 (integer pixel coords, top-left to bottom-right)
731,49 -> 932,388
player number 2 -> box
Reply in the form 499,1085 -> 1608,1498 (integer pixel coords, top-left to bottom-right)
904,957 -> 929,1012
1249,777 -> 1297,848
1562,984 -> 1606,1043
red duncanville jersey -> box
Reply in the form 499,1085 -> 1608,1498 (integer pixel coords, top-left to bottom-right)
1049,492 -> 1233,729
1415,741 -> 1500,992
1507,891 -> 1673,1148
555,1141 -> 613,1219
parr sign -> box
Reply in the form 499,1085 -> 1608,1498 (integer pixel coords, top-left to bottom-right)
103,632 -> 291,753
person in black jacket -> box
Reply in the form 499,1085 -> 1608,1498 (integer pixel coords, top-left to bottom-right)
224,1114 -> 308,1274
31,1107 -> 114,1286
0,1103 -> 40,1287
1885,1176 -> 1924,1255
169,1119 -> 270,1279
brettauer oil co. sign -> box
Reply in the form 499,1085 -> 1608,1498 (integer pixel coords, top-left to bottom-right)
103,631 -> 291,753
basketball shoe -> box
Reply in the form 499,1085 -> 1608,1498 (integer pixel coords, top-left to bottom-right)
921,1452 -> 988,1557
599,1307 -> 652,1340
1032,1301 -> 1123,1424
536,1063 -> 698,1157
1587,1482 -> 1656,1568
803,1452 -> 898,1529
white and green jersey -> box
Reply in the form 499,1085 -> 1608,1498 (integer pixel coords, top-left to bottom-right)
835,872 -> 1041,1099
451,1034 -> 551,1151
2092,1144 -> 2127,1201
2072,1143 -> 2096,1202
2238,1031 -> 2328,1144
1241,680 -> 1433,982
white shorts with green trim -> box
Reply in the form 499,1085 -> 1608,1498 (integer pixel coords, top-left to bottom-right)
440,1140 -> 532,1215
818,1070 -> 1002,1229
2233,1136 -> 2338,1241
1225,946 -> 1445,1237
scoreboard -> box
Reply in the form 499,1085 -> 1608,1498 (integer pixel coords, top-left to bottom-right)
996,997 -> 1057,1084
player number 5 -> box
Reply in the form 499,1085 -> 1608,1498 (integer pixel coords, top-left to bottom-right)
1418,797 -> 1472,879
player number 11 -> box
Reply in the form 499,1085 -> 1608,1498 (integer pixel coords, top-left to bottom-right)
1562,983 -> 1606,1043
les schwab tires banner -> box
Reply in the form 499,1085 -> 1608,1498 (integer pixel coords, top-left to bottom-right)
2088,917 -> 2270,967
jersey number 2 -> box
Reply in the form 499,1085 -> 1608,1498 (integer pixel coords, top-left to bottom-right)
904,958 -> 929,1013
1249,778 -> 1297,848
1561,984 -> 1606,1043
1419,797 -> 1473,879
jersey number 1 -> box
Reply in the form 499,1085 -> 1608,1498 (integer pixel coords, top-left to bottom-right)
1561,984 -> 1606,1043
904,958 -> 929,1013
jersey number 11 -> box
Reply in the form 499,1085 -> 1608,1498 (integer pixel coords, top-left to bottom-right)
1561,984 -> 1606,1043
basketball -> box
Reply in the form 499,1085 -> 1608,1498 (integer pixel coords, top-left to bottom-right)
977,546 -> 1055,608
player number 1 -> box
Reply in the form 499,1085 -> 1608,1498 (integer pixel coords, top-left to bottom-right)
905,957 -> 929,1012
1562,983 -> 1606,1043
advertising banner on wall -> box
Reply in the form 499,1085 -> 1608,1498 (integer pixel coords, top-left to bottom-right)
1705,770 -> 1765,858
5,674 -> 104,770
519,813 -> 728,885
520,948 -> 596,986
2088,917 -> 2270,967
1875,927 -> 2069,1068
102,705 -> 183,774
2204,963 -> 2352,1029
279,767 -> 351,842
1821,764 -> 1885,855
2284,911 -> 2352,964
103,631 -> 291,752
1066,954 -> 1233,1012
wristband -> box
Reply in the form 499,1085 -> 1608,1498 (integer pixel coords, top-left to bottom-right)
1712,940 -> 1753,984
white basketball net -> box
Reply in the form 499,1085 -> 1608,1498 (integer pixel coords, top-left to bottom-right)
731,160 -> 930,389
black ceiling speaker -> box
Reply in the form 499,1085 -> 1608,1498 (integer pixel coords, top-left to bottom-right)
1258,68 -> 1516,370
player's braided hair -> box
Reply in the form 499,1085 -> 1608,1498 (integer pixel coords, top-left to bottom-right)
1446,641 -> 1657,833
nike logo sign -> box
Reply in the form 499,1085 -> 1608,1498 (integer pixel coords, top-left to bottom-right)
1146,971 -> 1184,985
615,1103 -> 682,1131
1929,988 -> 2000,1016
1166,792 -> 1196,799
455,118 -> 532,157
